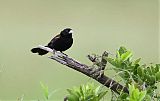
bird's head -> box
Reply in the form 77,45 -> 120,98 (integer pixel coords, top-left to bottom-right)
60,28 -> 73,37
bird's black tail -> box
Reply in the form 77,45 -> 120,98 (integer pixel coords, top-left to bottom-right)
31,46 -> 48,55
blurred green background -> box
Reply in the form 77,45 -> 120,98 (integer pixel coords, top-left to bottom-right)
0,0 -> 159,100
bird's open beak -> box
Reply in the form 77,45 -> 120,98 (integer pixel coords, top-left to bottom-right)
69,30 -> 73,34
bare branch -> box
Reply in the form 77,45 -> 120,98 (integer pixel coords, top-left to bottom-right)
36,45 -> 129,95
101,51 -> 108,70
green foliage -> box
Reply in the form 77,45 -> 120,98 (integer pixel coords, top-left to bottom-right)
40,82 -> 49,100
107,47 -> 160,85
67,83 -> 108,101
128,84 -> 146,101
116,84 -> 147,101
107,46 -> 160,100
17,94 -> 24,101
40,82 -> 57,100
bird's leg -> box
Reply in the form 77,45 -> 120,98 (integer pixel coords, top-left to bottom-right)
50,51 -> 66,62
53,51 -> 60,57
60,51 -> 68,56
52,51 -> 68,61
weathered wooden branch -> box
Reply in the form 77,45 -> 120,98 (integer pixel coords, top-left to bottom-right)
35,45 -> 129,96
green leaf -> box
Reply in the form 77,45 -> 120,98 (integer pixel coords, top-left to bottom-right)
155,72 -> 160,81
40,82 -> 49,100
67,89 -> 79,98
116,50 -> 121,57
98,91 -> 108,100
144,94 -> 152,101
119,46 -> 127,55
107,58 -> 118,67
48,89 -> 57,99
139,91 -> 146,101
129,84 -> 134,96
149,75 -> 156,84
79,85 -> 84,97
156,64 -> 160,67
119,93 -> 129,100
151,65 -> 156,74
146,67 -> 153,75
128,84 -> 146,101
132,89 -> 140,100
86,95 -> 94,101
137,66 -> 144,77
95,86 -> 101,95
155,64 -> 160,72
134,58 -> 141,65
121,51 -> 132,61
67,95 -> 79,101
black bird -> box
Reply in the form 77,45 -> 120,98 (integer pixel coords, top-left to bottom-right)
31,28 -> 73,55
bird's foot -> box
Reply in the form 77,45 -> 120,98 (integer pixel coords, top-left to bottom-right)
53,51 -> 68,59
60,52 -> 68,57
